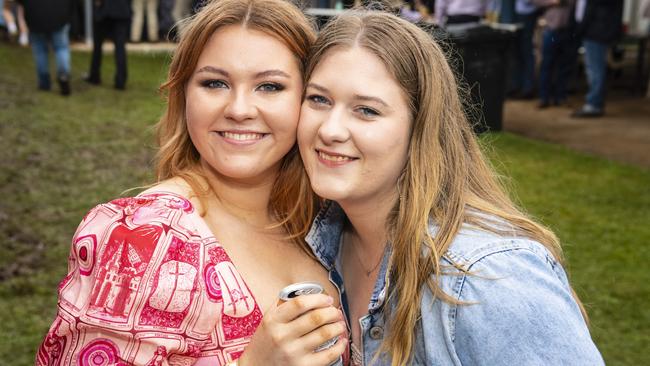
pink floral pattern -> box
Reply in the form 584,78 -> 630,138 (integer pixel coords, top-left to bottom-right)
36,193 -> 262,366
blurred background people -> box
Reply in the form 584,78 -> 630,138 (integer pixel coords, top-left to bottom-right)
571,0 -> 623,117
131,0 -> 158,42
157,0 -> 174,40
436,0 -> 489,25
534,0 -> 576,108
509,0 -> 540,99
498,0 -> 516,23
172,0 -> 192,22
86,0 -> 131,90
2,0 -> 28,45
7,0 -> 73,95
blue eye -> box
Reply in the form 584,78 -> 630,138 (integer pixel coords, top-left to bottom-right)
257,83 -> 284,92
201,79 -> 227,89
357,107 -> 380,118
307,94 -> 330,105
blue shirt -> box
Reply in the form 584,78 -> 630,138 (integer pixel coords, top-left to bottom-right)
306,201 -> 605,365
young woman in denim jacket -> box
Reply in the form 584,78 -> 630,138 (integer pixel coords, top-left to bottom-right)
297,9 -> 604,366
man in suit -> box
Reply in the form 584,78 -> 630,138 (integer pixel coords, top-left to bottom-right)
85,0 -> 131,90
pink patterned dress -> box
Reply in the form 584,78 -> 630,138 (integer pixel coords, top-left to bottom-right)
36,192 -> 264,366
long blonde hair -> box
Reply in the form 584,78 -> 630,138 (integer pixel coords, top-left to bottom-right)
155,0 -> 318,246
306,10 -> 587,365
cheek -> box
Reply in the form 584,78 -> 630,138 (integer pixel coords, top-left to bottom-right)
297,107 -> 319,145
184,88 -> 209,128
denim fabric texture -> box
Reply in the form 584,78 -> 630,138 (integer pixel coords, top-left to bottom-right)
29,24 -> 71,89
539,28 -> 575,104
306,201 -> 605,365
583,39 -> 608,109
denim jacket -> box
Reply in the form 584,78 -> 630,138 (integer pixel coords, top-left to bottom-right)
306,201 -> 605,365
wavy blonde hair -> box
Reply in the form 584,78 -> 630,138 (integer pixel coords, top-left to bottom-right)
155,0 -> 318,247
306,10 -> 587,365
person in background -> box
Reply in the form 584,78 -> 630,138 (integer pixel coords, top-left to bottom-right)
534,0 -> 576,108
173,0 -> 192,22
509,0 -> 539,99
157,0 -> 174,40
85,0 -> 131,90
298,8 -> 604,365
498,0 -> 516,23
6,0 -> 73,95
571,0 -> 623,117
0,0 -> 7,39
131,0 -> 159,42
435,0 -> 489,25
2,0 -> 28,45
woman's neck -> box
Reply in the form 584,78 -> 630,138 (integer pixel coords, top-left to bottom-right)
200,161 -> 279,229
339,193 -> 396,256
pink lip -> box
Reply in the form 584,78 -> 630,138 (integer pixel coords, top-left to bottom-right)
217,130 -> 267,146
315,148 -> 357,167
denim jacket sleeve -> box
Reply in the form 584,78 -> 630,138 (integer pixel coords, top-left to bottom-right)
421,239 -> 604,365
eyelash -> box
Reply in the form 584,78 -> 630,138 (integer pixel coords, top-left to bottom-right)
308,94 -> 381,118
200,79 -> 227,89
307,94 -> 330,106
257,82 -> 285,92
357,107 -> 380,118
199,80 -> 285,93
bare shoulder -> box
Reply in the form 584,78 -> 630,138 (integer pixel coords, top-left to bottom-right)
139,177 -> 194,198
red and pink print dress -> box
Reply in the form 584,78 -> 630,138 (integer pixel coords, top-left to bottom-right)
36,192 -> 263,366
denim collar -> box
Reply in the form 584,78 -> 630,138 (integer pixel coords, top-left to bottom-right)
305,201 -> 391,313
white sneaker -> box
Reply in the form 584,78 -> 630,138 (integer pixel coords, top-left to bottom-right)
7,22 -> 17,35
19,33 -> 29,46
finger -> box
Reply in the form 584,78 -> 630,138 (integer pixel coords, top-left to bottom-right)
300,320 -> 347,352
310,335 -> 348,366
289,306 -> 343,338
274,294 -> 334,323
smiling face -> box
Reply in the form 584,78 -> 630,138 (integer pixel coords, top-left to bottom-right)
185,25 -> 303,184
298,46 -> 412,207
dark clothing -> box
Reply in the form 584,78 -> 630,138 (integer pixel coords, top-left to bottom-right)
89,18 -> 128,88
17,0 -> 73,33
94,0 -> 132,21
577,0 -> 623,44
158,0 -> 175,37
539,28 -> 576,104
88,0 -> 132,89
446,14 -> 481,24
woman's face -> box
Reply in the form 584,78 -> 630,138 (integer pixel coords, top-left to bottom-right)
185,25 -> 302,184
298,47 -> 412,206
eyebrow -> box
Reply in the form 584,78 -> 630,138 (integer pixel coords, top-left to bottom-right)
196,66 -> 229,76
307,82 -> 389,108
255,70 -> 291,79
195,66 -> 290,79
353,94 -> 389,108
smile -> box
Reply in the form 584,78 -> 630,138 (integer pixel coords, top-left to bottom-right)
220,131 -> 266,141
316,149 -> 357,165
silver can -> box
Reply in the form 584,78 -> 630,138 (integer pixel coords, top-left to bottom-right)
278,282 -> 339,352
278,282 -> 324,301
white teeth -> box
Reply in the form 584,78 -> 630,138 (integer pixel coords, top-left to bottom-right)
318,151 -> 352,162
222,132 -> 264,141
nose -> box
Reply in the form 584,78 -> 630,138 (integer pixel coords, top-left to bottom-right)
317,107 -> 350,145
223,89 -> 257,122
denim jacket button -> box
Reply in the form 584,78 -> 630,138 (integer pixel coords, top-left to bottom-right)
369,326 -> 384,340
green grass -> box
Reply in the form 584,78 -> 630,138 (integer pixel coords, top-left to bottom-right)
1,45 -> 648,365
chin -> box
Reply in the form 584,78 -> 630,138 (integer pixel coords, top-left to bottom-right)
311,180 -> 351,202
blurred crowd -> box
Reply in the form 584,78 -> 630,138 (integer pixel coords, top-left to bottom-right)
1,0 -> 647,118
